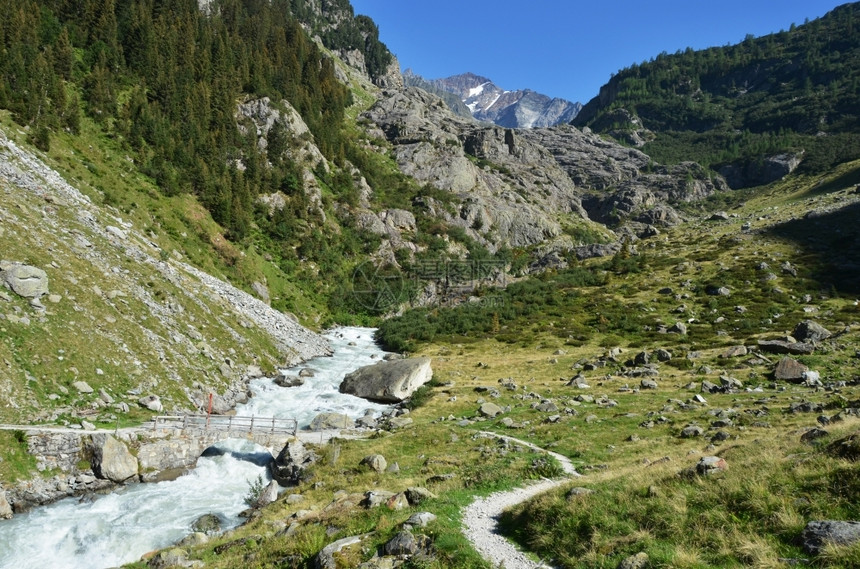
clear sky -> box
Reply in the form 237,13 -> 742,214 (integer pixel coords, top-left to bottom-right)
349,0 -> 847,104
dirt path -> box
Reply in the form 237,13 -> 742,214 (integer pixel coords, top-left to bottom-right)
462,432 -> 579,569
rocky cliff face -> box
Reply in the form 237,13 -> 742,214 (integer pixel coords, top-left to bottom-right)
411,72 -> 582,128
361,87 -> 594,251
358,86 -> 727,257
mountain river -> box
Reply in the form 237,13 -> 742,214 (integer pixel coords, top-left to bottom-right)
0,327 -> 391,569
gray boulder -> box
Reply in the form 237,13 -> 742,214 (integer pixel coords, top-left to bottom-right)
680,425 -> 704,438
191,513 -> 222,534
758,339 -> 815,355
339,358 -> 433,403
138,394 -> 163,412
0,262 -> 49,299
405,511 -> 437,528
696,456 -> 728,475
274,374 -> 305,388
90,434 -> 139,483
793,320 -> 832,343
255,480 -> 279,508
315,535 -> 363,569
801,520 -> 860,555
360,454 -> 387,473
309,413 -> 353,431
479,402 -> 504,417
405,487 -> 437,505
773,357 -> 809,382
383,530 -> 430,556
270,439 -> 318,486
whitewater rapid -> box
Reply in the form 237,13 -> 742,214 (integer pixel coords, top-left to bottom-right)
0,327 -> 390,569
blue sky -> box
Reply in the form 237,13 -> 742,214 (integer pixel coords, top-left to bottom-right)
349,0 -> 846,104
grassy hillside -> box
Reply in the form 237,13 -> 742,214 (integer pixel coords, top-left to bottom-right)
574,3 -> 860,179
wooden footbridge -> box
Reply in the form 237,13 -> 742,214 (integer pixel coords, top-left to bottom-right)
152,414 -> 298,436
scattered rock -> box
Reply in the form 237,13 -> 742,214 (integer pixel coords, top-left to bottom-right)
386,416 -> 414,430
73,381 -> 94,394
721,345 -> 748,358
695,456 -> 728,475
383,530 -> 428,556
273,374 -> 305,388
270,439 -> 318,486
719,375 -> 743,390
566,487 -> 594,499
0,488 -> 12,519
362,490 -> 397,509
758,339 -> 815,355
793,320 -> 832,343
800,428 -> 829,444
255,480 -> 279,508
706,285 -> 731,296
146,548 -> 189,569
315,535 -> 363,569
680,425 -> 704,438
479,402 -> 504,418
773,357 -> 809,381
404,487 -> 437,506
360,454 -> 387,473
137,394 -> 163,412
801,520 -> 860,555
404,512 -> 437,528
825,431 -> 860,461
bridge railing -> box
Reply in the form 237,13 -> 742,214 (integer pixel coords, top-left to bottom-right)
153,414 -> 297,436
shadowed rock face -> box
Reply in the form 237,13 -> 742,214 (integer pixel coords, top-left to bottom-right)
339,357 -> 433,403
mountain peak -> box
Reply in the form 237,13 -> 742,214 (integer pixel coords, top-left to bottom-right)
405,72 -> 581,128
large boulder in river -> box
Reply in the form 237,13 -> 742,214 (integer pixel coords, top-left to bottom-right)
339,358 -> 433,403
90,433 -> 139,483
309,412 -> 354,431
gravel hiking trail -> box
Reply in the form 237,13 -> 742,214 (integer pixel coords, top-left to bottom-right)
462,432 -> 579,569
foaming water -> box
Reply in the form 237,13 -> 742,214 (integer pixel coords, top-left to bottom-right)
238,327 -> 391,426
0,327 -> 391,569
0,440 -> 265,569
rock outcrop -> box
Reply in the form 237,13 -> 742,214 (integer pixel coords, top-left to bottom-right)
269,439 -> 318,486
89,434 -> 139,483
339,357 -> 433,403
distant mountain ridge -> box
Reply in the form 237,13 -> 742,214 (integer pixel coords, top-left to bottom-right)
404,71 -> 581,128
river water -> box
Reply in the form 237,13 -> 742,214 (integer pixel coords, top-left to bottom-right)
0,327 -> 390,569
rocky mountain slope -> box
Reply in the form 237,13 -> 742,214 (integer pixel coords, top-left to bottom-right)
406,71 -> 582,128
0,123 -> 330,426
574,3 -> 860,187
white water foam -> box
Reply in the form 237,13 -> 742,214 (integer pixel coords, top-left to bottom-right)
238,326 -> 392,427
0,327 -> 391,569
